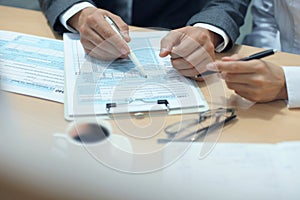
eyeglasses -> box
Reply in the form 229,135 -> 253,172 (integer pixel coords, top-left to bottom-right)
158,108 -> 236,143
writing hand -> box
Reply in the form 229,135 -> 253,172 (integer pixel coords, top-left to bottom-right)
207,55 -> 288,102
68,7 -> 130,60
159,26 -> 217,79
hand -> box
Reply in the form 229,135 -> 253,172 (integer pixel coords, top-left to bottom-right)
159,26 -> 218,79
206,55 -> 288,102
68,7 -> 131,60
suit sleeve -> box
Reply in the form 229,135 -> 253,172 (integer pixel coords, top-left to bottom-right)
187,0 -> 251,51
39,0 -> 96,34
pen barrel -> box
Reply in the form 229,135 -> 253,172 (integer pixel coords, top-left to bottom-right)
240,49 -> 276,61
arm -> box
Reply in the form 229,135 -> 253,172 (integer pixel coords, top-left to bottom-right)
242,0 -> 280,49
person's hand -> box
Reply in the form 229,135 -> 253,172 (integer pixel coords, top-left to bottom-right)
68,7 -> 130,60
206,55 -> 288,102
159,26 -> 220,79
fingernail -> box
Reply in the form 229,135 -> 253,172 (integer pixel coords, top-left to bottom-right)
160,48 -> 168,54
206,63 -> 218,71
123,32 -> 130,40
121,47 -> 129,55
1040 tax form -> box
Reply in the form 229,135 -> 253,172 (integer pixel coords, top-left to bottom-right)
63,31 -> 208,119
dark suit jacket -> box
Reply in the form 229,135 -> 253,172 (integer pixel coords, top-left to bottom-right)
39,0 -> 250,50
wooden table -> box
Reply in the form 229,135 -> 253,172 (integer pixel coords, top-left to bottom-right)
1,5 -> 299,145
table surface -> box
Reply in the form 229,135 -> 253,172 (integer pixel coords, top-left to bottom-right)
1,5 -> 300,146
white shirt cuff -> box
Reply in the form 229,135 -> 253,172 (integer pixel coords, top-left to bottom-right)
193,23 -> 229,52
283,66 -> 300,108
59,2 -> 95,33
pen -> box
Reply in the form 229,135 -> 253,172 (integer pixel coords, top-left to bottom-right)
104,15 -> 147,78
196,49 -> 277,78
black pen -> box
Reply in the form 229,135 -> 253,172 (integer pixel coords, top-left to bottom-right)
196,49 -> 277,78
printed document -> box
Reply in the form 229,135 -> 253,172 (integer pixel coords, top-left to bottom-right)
0,31 -> 64,103
64,32 -> 208,119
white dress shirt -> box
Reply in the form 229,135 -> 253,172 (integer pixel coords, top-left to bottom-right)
243,0 -> 300,54
283,67 -> 300,108
243,0 -> 300,108
59,2 -> 229,52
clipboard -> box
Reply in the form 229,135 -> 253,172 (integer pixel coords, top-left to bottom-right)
63,32 -> 209,121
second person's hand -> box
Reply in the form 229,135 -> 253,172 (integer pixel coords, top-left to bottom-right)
68,7 -> 131,60
206,55 -> 288,102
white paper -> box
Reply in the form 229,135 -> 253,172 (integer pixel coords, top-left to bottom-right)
0,31 -> 64,103
162,142 -> 300,200
64,32 -> 209,119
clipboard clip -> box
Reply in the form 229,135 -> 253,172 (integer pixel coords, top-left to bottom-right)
106,103 -> 117,113
157,100 -> 170,112
105,99 -> 170,115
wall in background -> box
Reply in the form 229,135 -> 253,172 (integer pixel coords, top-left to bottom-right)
236,2 -> 253,45
0,0 -> 40,10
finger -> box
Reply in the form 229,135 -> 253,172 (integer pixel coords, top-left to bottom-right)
88,14 -> 130,55
109,14 -> 130,42
194,56 -> 214,75
81,38 -> 99,52
175,68 -> 199,77
169,52 -> 181,59
184,46 -> 214,73
171,58 -> 199,77
159,31 -> 181,57
89,45 -> 123,60
207,60 -> 263,74
225,82 -> 256,101
222,72 -> 259,85
234,90 -> 260,102
221,54 -> 241,61
80,24 -> 104,46
80,30 -> 118,59
171,58 -> 194,70
171,46 -> 213,76
96,40 -> 125,60
225,82 -> 267,102
170,36 -> 201,58
83,37 -> 124,60
225,82 -> 249,91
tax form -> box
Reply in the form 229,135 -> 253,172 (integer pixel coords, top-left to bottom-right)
0,31 -> 64,103
64,31 -> 208,119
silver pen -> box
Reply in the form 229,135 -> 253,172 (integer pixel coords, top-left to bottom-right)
104,15 -> 147,78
